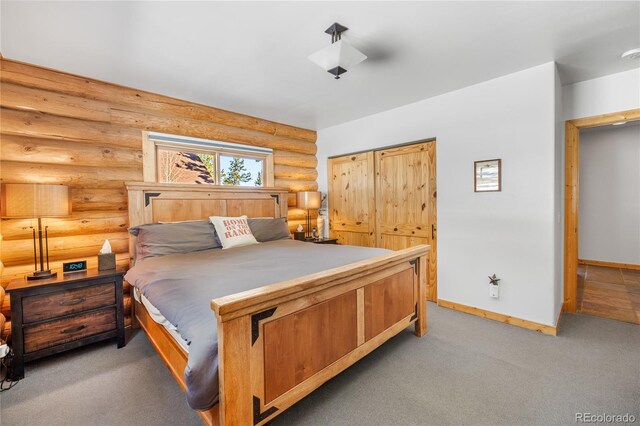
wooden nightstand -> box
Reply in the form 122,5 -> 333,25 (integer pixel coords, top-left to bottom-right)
6,267 -> 126,379
306,238 -> 339,244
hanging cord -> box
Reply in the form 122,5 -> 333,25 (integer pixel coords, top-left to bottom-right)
0,349 -> 20,392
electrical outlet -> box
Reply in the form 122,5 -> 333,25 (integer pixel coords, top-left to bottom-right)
489,283 -> 499,298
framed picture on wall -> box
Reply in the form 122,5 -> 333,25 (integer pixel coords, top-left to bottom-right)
474,159 -> 501,192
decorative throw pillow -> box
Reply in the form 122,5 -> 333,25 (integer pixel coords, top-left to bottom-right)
247,218 -> 292,242
209,215 -> 259,249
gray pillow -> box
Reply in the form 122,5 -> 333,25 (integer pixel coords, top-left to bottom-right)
247,218 -> 291,242
129,220 -> 220,260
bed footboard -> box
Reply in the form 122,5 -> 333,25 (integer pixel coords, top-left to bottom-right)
211,244 -> 430,425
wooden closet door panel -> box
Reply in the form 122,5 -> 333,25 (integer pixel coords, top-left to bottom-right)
328,152 -> 375,247
375,141 -> 437,300
332,230 -> 375,247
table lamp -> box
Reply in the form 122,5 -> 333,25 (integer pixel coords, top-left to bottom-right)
1,184 -> 71,280
296,191 -> 321,239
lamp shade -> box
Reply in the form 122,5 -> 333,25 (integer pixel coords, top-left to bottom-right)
308,40 -> 367,75
1,183 -> 71,218
296,191 -> 322,210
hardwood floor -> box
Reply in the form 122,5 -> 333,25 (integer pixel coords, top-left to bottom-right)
577,264 -> 640,324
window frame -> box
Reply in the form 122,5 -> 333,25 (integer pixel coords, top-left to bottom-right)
143,132 -> 274,187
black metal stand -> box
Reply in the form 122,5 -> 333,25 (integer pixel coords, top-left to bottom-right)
305,209 -> 313,240
27,217 -> 56,281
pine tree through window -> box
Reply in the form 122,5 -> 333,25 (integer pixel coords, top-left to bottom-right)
220,155 -> 264,186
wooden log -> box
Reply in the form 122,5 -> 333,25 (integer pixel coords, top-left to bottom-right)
0,161 -> 142,189
110,108 -> 317,155
274,179 -> 318,192
0,134 -> 143,168
0,59 -> 316,143
273,150 -> 318,168
1,295 -> 9,319
0,314 -> 5,342
0,108 -> 142,148
1,231 -> 129,266
286,193 -> 296,208
1,210 -> 129,240
0,82 -> 111,123
0,289 -> 4,325
72,188 -> 128,212
0,254 -> 129,287
286,210 -> 319,221
274,164 -> 318,181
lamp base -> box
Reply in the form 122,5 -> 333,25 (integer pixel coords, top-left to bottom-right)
27,270 -> 57,281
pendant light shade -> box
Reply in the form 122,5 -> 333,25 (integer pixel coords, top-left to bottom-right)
308,23 -> 367,79
308,40 -> 367,79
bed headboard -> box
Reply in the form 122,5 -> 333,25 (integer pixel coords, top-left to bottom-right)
125,182 -> 289,263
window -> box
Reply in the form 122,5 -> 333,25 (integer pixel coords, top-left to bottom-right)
219,154 -> 264,186
144,132 -> 273,186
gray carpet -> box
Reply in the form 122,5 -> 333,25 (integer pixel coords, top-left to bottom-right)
1,303 -> 638,426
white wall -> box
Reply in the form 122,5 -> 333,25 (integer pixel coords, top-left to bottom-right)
579,123 -> 640,265
554,66 -> 564,321
317,62 -> 561,326
563,68 -> 640,120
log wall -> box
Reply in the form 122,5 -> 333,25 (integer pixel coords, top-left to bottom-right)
0,58 -> 318,286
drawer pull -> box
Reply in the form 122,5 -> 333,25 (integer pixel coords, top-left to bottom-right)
59,297 -> 86,306
60,325 -> 87,334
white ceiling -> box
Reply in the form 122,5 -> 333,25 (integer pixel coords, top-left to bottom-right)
1,1 -> 639,130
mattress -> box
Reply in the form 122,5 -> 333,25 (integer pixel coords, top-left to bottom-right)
133,287 -> 189,353
124,239 -> 389,411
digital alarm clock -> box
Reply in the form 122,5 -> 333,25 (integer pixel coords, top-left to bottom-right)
63,260 -> 88,274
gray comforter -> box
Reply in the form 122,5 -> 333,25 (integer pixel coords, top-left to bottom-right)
124,239 -> 389,411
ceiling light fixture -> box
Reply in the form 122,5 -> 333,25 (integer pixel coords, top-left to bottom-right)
621,48 -> 640,60
308,22 -> 367,79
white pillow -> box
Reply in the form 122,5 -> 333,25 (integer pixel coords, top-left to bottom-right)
209,215 -> 259,249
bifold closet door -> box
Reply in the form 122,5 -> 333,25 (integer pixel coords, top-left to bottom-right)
375,142 -> 437,300
328,152 -> 376,247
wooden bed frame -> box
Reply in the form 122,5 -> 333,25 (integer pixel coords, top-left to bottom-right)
126,182 -> 430,425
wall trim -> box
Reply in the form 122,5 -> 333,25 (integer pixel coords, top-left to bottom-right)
437,299 -> 557,336
554,305 -> 563,334
578,259 -> 640,271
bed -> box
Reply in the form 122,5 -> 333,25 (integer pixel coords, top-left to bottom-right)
125,182 -> 430,425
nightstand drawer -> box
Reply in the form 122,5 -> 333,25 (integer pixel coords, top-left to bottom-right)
23,308 -> 116,353
22,282 -> 115,323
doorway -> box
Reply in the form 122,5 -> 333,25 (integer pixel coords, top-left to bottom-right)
575,122 -> 640,323
563,108 -> 640,317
